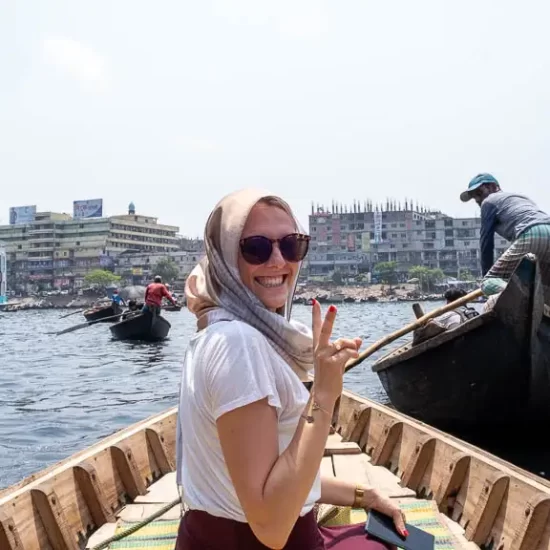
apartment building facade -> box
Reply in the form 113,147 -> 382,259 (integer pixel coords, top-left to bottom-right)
307,201 -> 510,279
114,247 -> 205,287
0,203 -> 180,291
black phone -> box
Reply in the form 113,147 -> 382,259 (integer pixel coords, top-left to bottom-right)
365,509 -> 435,550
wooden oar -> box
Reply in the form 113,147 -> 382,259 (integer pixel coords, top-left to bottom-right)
51,313 -> 123,336
59,309 -> 85,319
344,288 -> 483,373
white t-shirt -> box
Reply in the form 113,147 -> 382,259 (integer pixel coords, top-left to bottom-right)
176,319 -> 321,522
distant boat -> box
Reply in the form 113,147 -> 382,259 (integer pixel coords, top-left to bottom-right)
162,303 -> 182,312
110,311 -> 171,341
83,303 -> 122,322
317,293 -> 346,304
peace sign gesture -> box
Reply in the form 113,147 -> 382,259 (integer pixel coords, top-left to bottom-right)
311,300 -> 362,408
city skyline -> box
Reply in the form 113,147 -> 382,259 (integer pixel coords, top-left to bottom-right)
1,193 -> 482,239
0,194 -> 490,293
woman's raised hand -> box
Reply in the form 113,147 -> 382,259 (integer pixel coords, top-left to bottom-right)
311,300 -> 362,408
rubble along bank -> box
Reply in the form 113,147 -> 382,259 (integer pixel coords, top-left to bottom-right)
293,283 -> 444,304
1,286 -> 149,312
1,284 -> 446,311
0,295 -> 106,312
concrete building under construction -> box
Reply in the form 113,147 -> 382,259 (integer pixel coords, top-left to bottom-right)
307,198 -> 510,279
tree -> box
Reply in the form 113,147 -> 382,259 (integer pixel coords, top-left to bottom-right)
152,257 -> 180,284
332,269 -> 343,285
429,268 -> 445,287
374,261 -> 399,287
408,266 -> 445,292
458,268 -> 475,281
84,269 -> 121,289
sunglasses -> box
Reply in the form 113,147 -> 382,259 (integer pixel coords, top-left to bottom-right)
239,233 -> 310,265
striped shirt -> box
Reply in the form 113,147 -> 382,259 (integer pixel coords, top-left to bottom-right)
480,192 -> 550,275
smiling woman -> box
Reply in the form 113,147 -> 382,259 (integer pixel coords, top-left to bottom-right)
238,200 -> 310,312
175,189 -> 404,549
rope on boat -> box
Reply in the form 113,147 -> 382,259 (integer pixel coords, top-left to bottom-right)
90,496 -> 182,550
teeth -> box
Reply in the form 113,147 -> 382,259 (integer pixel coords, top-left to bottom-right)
256,276 -> 285,288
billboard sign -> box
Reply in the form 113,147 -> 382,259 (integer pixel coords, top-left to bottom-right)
347,233 -> 356,251
73,199 -> 103,219
9,205 -> 36,225
374,210 -> 383,243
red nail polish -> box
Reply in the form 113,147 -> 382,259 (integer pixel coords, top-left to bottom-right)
403,530 -> 409,537
328,305 -> 337,313
311,299 -> 317,306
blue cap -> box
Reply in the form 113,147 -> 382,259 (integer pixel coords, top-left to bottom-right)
460,173 -> 499,202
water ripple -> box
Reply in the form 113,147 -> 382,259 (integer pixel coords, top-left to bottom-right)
0,301 -> 478,489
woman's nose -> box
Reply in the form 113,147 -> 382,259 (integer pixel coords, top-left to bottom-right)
265,242 -> 285,267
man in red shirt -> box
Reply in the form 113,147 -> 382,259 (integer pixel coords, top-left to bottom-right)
142,275 -> 177,315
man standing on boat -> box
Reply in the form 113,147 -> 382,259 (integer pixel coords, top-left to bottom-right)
142,275 -> 177,316
460,173 -> 550,303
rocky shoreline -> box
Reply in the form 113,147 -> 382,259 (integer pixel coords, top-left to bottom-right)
1,284 -> 446,312
0,295 -> 105,312
1,286 -> 150,312
293,283 -> 444,304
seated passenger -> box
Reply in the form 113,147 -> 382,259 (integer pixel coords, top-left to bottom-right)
413,288 -> 479,345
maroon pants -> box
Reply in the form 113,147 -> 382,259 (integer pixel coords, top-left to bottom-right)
175,509 -> 391,549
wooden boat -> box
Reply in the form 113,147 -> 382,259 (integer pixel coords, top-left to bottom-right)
528,280 -> 550,420
372,256 -> 550,434
2,387 -> 550,549
109,311 -> 171,341
162,303 -> 182,312
83,304 -> 122,323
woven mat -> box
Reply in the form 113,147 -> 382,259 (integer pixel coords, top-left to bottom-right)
323,499 -> 460,550
109,519 -> 178,549
108,501 -> 459,549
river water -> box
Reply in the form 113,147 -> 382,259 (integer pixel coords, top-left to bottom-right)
0,302 -> 547,489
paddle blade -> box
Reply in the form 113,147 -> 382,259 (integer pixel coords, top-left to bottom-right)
52,312 -> 123,335
59,309 -> 84,319
54,321 -> 91,335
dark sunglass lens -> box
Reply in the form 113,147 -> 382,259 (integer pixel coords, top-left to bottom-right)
280,234 -> 309,262
240,236 -> 273,264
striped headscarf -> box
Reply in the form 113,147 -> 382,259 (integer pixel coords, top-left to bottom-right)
185,188 -> 314,380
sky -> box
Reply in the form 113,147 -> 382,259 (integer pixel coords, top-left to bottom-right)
2,1 -> 550,236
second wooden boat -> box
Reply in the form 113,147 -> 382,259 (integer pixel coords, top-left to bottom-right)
109,311 -> 171,341
372,255 -> 550,434
162,303 -> 182,312
83,304 -> 122,323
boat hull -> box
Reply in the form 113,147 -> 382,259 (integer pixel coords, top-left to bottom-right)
373,256 -> 549,433
109,312 -> 171,341
162,304 -> 182,312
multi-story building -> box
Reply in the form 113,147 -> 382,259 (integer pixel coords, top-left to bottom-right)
0,202 -> 180,291
114,247 -> 205,287
307,200 -> 510,279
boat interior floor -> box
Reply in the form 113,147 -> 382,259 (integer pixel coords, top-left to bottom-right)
86,433 -> 479,550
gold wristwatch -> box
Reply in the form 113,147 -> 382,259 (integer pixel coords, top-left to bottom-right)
353,485 -> 365,509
